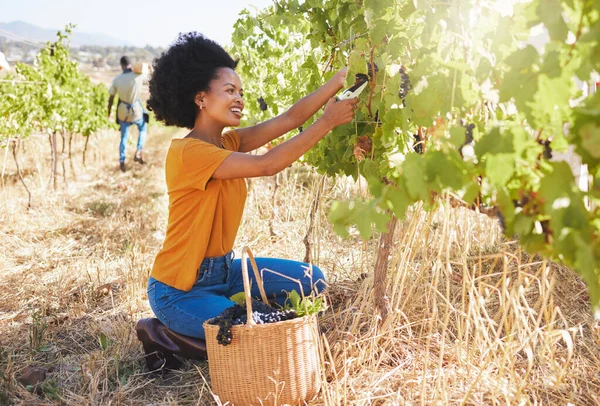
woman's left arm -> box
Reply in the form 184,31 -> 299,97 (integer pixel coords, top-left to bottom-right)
236,68 -> 347,153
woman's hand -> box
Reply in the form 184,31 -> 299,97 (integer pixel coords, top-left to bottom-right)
334,67 -> 348,88
321,97 -> 358,129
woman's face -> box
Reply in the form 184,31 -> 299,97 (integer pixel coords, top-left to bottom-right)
199,67 -> 244,127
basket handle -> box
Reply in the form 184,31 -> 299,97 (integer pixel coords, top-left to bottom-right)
241,246 -> 270,326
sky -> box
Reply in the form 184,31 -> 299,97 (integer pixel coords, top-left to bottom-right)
1,0 -> 275,47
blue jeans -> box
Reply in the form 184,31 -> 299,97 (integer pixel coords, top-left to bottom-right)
147,251 -> 326,339
119,117 -> 147,163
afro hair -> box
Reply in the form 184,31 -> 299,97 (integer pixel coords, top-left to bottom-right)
147,32 -> 238,129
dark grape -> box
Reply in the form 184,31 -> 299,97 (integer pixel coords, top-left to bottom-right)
374,110 -> 381,124
413,133 -> 423,154
398,66 -> 412,104
355,73 -> 369,84
464,123 -> 475,144
298,126 -> 303,133
367,63 -> 379,82
257,96 -> 268,111
537,139 -> 553,159
209,304 -> 246,345
458,122 -> 476,158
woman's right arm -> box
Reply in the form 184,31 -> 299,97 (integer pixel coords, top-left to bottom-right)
235,67 -> 348,153
212,97 -> 358,180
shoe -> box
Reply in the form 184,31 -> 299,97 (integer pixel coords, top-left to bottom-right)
120,162 -> 126,172
134,150 -> 146,165
135,318 -> 207,371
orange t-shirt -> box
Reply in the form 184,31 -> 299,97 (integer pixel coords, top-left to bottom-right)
150,130 -> 247,291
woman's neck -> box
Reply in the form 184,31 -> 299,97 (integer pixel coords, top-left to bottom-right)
186,117 -> 225,147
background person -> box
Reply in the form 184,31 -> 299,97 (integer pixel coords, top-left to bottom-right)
145,32 -> 358,339
108,56 -> 148,172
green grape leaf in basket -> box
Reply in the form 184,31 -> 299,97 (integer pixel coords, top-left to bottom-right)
285,290 -> 327,317
229,292 -> 246,305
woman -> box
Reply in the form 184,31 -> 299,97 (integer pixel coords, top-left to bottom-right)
146,32 -> 358,339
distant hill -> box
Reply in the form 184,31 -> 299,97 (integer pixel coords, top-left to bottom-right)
0,21 -> 131,47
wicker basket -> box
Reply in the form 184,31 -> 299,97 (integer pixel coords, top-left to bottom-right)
203,247 -> 322,406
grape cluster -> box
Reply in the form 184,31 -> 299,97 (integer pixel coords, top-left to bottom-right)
463,123 -> 475,144
374,110 -> 381,124
257,96 -> 268,111
537,139 -> 553,159
208,300 -> 298,346
413,133 -> 423,154
458,121 -> 476,159
367,62 -> 379,82
355,73 -> 369,84
208,305 -> 246,346
398,66 -> 412,104
250,309 -> 297,324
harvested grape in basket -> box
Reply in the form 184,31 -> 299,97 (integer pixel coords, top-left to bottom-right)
208,300 -> 298,346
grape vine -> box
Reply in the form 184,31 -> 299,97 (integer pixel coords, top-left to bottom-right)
230,0 -> 600,311
0,25 -> 110,198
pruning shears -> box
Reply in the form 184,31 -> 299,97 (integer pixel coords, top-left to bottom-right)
336,76 -> 369,101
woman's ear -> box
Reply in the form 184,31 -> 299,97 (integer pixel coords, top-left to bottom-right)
194,93 -> 205,110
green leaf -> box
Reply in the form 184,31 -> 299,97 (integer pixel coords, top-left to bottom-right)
355,209 -> 374,239
531,72 -> 573,129
475,127 -> 514,157
459,72 -> 479,106
537,0 -> 568,42
99,332 -> 108,351
574,238 -> 600,311
541,51 -> 562,78
460,181 -> 480,205
427,151 -> 467,190
347,49 -> 368,87
485,153 -> 515,187
372,209 -> 392,233
329,201 -> 351,223
450,126 -> 467,149
386,184 -> 411,219
513,214 -> 534,236
505,45 -> 539,71
289,290 -> 301,310
580,122 -> 600,159
538,161 -> 574,207
229,292 -> 246,305
402,153 -> 429,200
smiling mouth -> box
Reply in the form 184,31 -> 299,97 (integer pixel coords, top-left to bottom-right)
230,107 -> 243,116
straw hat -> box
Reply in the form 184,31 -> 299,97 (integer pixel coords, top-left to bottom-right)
0,52 -> 10,71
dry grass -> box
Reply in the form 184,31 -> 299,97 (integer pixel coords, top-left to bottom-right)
0,126 -> 599,405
